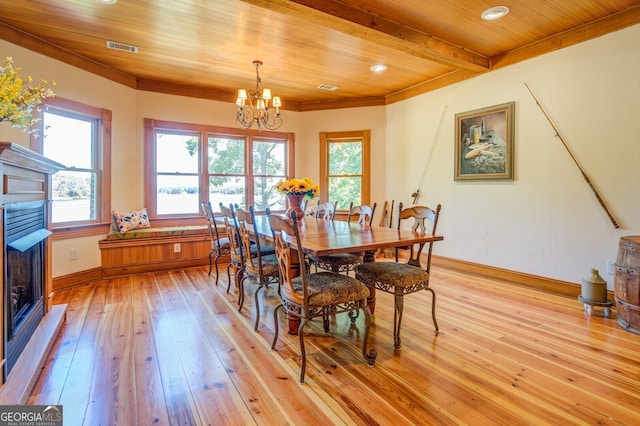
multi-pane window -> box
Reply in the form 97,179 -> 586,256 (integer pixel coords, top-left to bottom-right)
32,98 -> 111,229
155,131 -> 201,215
320,130 -> 370,210
145,119 -> 292,218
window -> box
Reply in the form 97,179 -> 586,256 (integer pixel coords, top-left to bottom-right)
145,119 -> 293,220
319,130 -> 370,210
31,97 -> 112,233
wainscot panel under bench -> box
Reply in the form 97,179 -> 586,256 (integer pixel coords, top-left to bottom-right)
98,225 -> 229,277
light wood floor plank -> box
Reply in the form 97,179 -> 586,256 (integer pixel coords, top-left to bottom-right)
27,264 -> 640,425
131,275 -> 171,425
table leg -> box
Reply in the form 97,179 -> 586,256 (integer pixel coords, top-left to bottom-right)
363,250 -> 377,314
286,250 -> 302,335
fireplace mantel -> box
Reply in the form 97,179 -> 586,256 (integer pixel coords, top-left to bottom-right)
0,142 -> 66,175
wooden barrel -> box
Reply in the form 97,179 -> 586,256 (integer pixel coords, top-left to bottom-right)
614,236 -> 640,335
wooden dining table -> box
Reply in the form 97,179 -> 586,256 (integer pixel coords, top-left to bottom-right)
252,215 -> 444,334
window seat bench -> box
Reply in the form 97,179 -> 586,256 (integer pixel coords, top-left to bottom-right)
98,225 -> 230,277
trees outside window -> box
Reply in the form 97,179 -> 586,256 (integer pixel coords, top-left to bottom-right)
145,119 -> 293,219
320,130 -> 370,210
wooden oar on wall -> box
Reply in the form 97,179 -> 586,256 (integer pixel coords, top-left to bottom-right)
524,82 -> 619,228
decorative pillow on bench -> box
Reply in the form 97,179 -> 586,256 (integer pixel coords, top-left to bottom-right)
112,208 -> 151,233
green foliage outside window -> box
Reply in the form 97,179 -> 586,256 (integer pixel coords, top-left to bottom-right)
328,141 -> 362,209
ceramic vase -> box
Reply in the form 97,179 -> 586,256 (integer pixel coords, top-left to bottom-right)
285,194 -> 305,223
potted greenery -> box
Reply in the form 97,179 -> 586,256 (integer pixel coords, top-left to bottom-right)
0,57 -> 55,134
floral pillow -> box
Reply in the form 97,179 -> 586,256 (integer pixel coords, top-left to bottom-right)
112,208 -> 151,233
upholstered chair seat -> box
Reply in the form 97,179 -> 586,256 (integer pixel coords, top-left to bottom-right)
355,262 -> 429,292
291,272 -> 370,306
307,252 -> 362,274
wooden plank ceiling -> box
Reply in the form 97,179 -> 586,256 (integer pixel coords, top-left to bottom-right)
1,0 -> 639,111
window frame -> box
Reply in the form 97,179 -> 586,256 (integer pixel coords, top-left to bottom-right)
144,119 -> 294,226
31,97 -> 112,238
319,130 -> 370,210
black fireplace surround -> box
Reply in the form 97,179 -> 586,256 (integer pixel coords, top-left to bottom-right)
4,200 -> 50,376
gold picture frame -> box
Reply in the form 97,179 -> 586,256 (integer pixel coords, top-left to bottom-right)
454,102 -> 515,181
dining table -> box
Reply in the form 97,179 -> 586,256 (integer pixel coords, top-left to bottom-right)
252,215 -> 444,335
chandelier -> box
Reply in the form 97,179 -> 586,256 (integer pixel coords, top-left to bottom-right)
236,60 -> 282,131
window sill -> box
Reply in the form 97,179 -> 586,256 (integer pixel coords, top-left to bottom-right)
51,222 -> 112,240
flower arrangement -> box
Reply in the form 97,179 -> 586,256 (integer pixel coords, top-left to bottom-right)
0,57 -> 55,133
274,177 -> 319,200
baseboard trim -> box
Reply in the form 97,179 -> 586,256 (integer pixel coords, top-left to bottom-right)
52,258 -> 217,291
432,255 -> 583,298
53,254 -> 590,300
52,267 -> 103,292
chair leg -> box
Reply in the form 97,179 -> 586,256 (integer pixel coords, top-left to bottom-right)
393,292 -> 404,349
254,283 -> 264,331
271,303 -> 283,350
298,318 -> 310,384
361,303 -> 377,366
238,276 -> 246,311
208,251 -> 213,276
226,264 -> 233,293
426,287 -> 439,333
322,315 -> 330,332
213,254 -> 221,286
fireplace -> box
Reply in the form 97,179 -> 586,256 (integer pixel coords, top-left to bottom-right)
4,201 -> 50,376
0,142 -> 64,390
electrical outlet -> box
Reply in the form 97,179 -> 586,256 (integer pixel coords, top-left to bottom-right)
173,243 -> 181,253
70,248 -> 78,261
606,260 -> 615,275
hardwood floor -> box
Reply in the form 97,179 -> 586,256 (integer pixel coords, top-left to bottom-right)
28,265 -> 640,425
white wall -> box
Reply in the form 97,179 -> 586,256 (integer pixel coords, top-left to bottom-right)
3,24 -> 639,289
386,24 -> 640,289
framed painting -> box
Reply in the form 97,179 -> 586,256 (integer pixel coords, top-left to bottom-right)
454,101 -> 515,181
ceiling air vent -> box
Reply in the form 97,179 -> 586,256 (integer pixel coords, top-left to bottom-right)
317,84 -> 339,91
106,40 -> 138,53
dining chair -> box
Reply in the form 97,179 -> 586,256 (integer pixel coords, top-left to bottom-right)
347,202 -> 377,226
268,211 -> 377,383
308,202 -> 377,275
355,202 -> 442,348
235,205 -> 280,330
201,201 -> 231,286
315,201 -> 336,221
219,203 -> 244,294
307,201 -> 362,275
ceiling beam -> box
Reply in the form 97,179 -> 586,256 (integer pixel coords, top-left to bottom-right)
240,0 -> 490,72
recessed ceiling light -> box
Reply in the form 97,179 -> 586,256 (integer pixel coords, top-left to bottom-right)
96,0 -> 117,4
481,6 -> 509,21
370,64 -> 388,73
